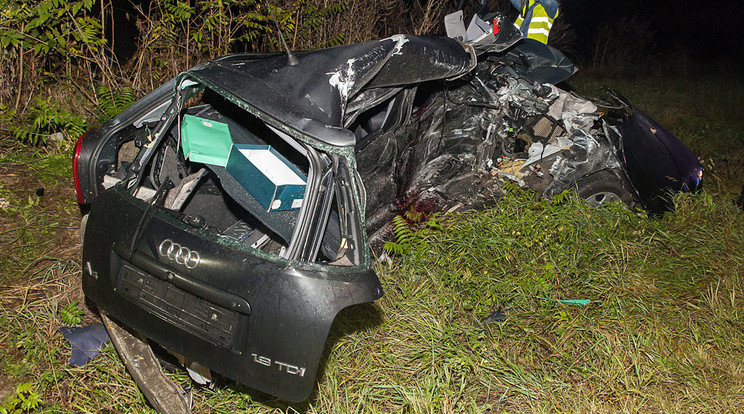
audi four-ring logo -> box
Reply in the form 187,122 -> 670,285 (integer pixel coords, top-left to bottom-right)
158,239 -> 200,269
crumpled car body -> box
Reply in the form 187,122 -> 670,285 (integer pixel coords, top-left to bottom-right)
73,27 -> 701,402
357,35 -> 702,243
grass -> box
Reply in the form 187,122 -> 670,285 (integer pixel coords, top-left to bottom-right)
0,152 -> 79,284
325,189 -> 743,413
1,72 -> 743,412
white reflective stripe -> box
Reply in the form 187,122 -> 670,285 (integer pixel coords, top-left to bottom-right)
527,28 -> 551,36
530,18 -> 553,29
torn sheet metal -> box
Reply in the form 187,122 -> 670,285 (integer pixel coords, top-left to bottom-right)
187,36 -> 476,147
360,42 -> 638,244
486,38 -> 577,84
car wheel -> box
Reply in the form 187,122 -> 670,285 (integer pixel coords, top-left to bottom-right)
575,171 -> 637,208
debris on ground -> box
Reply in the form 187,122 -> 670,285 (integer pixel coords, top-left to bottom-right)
60,323 -> 110,367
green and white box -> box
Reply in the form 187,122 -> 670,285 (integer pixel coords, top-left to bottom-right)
180,115 -> 306,211
226,144 -> 306,212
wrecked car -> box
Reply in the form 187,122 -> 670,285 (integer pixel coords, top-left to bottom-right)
73,17 -> 702,403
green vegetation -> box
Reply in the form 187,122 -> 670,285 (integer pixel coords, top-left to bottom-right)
58,301 -> 83,327
383,206 -> 441,257
6,181 -> 740,413
1,1 -> 743,411
0,0 -> 432,151
0,383 -> 44,414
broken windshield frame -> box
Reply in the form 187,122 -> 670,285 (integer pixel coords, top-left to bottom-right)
124,74 -> 369,269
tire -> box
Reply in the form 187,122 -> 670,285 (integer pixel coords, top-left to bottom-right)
575,171 -> 638,208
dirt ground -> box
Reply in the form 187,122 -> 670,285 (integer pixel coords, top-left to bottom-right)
0,158 -> 86,405
0,160 -> 81,272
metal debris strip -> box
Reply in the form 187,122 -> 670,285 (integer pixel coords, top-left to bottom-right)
102,313 -> 191,414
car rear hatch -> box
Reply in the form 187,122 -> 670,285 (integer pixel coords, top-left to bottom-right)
80,77 -> 381,401
83,184 -> 381,401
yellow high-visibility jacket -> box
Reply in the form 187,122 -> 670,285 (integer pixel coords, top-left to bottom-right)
513,0 -> 559,44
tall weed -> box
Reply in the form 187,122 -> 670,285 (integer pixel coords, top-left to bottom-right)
10,98 -> 87,148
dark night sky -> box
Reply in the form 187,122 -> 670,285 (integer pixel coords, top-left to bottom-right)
112,1 -> 744,64
558,0 -> 744,62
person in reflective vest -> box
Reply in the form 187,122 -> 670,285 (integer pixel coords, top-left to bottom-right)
511,0 -> 560,44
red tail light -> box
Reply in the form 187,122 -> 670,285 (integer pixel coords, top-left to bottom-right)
73,131 -> 89,204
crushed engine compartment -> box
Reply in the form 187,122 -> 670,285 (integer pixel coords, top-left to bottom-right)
359,63 -> 638,245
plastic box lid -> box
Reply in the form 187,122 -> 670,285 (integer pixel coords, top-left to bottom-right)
180,115 -> 233,166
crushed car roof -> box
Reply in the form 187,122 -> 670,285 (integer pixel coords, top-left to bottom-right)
186,35 -> 476,147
